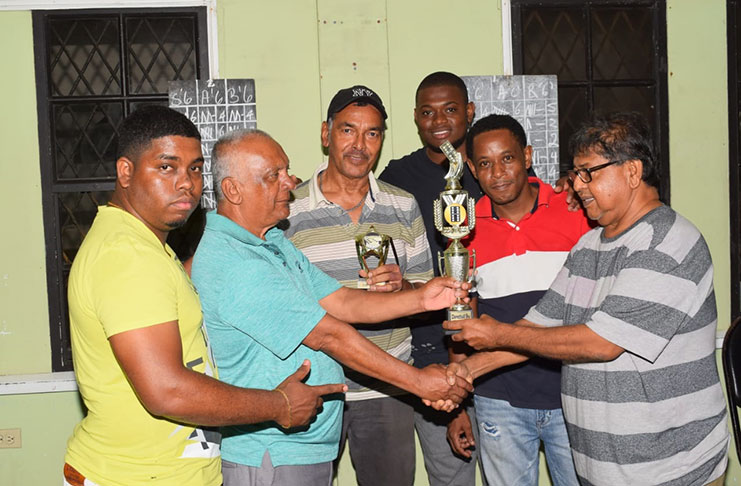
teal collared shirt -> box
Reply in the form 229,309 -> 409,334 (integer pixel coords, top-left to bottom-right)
191,212 -> 343,467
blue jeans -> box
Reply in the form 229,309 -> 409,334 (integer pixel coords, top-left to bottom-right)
474,396 -> 578,486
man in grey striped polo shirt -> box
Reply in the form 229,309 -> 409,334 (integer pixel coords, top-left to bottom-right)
445,112 -> 729,485
284,85 -> 433,485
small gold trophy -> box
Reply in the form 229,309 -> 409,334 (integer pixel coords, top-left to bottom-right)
355,225 -> 397,289
434,140 -> 476,324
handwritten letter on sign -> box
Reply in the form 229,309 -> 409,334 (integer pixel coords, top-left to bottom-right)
169,79 -> 257,209
462,75 -> 559,184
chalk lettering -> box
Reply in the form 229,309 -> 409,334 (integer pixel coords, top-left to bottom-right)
202,192 -> 216,208
227,87 -> 239,104
200,126 -> 214,139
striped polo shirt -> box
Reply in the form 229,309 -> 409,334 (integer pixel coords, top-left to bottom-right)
285,161 -> 434,400
525,205 -> 729,485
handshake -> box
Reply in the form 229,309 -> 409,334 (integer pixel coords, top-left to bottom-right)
417,361 -> 474,412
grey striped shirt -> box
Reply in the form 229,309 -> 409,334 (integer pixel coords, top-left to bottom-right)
525,205 -> 729,485
285,161 -> 434,400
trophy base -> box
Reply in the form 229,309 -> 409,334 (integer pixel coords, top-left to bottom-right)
445,307 -> 473,335
356,279 -> 387,290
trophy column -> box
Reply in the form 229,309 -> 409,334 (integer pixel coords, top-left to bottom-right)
433,141 -> 476,325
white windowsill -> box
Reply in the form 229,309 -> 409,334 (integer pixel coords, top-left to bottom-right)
0,371 -> 77,395
0,331 -> 728,396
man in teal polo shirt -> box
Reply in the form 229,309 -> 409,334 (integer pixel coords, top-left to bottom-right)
191,128 -> 473,486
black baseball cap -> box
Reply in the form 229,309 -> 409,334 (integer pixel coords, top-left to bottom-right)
326,85 -> 388,121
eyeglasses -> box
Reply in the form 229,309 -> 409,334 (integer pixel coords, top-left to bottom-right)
567,159 -> 623,183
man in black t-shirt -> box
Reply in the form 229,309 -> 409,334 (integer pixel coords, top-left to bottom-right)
379,72 -> 484,486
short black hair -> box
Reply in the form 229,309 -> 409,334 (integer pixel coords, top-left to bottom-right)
415,71 -> 469,105
569,112 -> 659,189
466,114 -> 528,159
117,104 -> 201,161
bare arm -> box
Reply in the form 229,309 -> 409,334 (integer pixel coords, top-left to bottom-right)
461,350 -> 530,379
302,313 -> 472,406
445,314 -> 624,362
320,276 -> 468,324
109,321 -> 346,428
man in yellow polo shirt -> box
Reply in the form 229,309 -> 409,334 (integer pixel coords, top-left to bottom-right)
64,105 -> 346,486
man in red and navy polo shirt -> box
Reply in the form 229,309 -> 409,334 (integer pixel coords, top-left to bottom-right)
448,114 -> 592,486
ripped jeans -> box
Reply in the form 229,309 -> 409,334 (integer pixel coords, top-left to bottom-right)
473,396 -> 578,486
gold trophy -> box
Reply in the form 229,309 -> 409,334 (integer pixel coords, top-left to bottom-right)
355,225 -> 398,289
433,140 -> 476,324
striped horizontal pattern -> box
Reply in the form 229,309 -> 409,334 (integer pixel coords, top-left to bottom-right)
525,205 -> 729,485
467,179 -> 592,408
285,162 -> 434,400
475,250 -> 570,300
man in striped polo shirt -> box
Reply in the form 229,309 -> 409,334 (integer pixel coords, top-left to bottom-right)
445,112 -> 729,485
285,85 -> 432,485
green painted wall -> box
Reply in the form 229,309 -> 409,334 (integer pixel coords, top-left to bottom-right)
0,1 -> 736,485
215,0 -> 503,181
667,0 -> 731,330
0,10 -> 50,376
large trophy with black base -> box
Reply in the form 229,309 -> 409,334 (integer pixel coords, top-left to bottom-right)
433,140 -> 476,326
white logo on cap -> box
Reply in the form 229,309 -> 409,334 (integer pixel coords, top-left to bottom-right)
352,88 -> 374,98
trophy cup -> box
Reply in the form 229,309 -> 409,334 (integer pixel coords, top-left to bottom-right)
355,225 -> 398,289
433,140 -> 476,324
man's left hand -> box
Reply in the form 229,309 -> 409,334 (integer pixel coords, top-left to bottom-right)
443,314 -> 500,350
361,264 -> 403,292
419,277 -> 471,311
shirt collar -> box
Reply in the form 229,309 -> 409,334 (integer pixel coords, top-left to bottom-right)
307,160 -> 378,211
100,205 -> 177,258
205,211 -> 282,247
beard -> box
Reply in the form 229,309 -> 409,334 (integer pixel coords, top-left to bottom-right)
165,218 -> 188,230
425,133 -> 467,154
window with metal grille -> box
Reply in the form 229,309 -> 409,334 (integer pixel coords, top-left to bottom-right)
32,8 -> 209,371
728,0 -> 740,319
511,0 -> 669,202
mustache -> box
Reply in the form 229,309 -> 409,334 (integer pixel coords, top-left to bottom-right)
344,149 -> 370,161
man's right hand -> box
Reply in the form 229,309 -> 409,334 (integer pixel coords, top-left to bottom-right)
446,409 -> 476,458
444,315 -> 501,350
425,361 -> 475,411
416,363 -> 473,412
274,360 -> 347,429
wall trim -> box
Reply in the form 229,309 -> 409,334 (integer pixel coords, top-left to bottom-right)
501,0 -> 513,75
1,1 -> 207,8
0,372 -> 77,395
